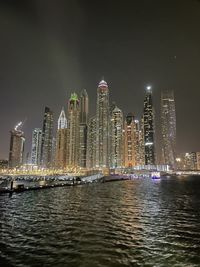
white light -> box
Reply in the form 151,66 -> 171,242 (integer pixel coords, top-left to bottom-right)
15,122 -> 22,131
145,142 -> 153,146
147,86 -> 151,90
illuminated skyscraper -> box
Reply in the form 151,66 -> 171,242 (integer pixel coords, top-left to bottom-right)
79,89 -> 89,168
184,152 -> 197,170
134,119 -> 143,166
138,117 -> 145,165
87,116 -> 96,168
143,86 -> 155,165
161,90 -> 176,168
9,122 -> 25,168
68,93 -> 80,167
79,124 -> 87,168
31,128 -> 42,166
57,108 -> 67,129
110,106 -> 123,168
41,107 -> 54,168
55,108 -> 68,169
96,80 -> 110,168
80,89 -> 89,124
124,113 -> 136,167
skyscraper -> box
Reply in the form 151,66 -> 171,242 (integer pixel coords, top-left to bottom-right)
134,119 -> 143,166
68,93 -> 80,167
55,108 -> 68,169
96,79 -> 110,168
80,89 -> 89,124
79,124 -> 87,168
87,116 -> 96,169
138,117 -> 145,166
124,113 -> 136,167
143,86 -> 155,165
110,106 -> 123,168
9,122 -> 25,168
31,128 -> 42,166
161,90 -> 176,168
41,107 -> 54,168
79,89 -> 89,168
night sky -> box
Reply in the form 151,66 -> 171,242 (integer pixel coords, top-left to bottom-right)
0,0 -> 200,160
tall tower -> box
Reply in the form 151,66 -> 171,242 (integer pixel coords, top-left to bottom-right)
124,113 -> 136,167
68,93 -> 80,167
161,89 -> 176,168
143,86 -> 155,165
96,79 -> 110,168
80,89 -> 89,124
79,89 -> 89,168
134,119 -> 141,166
9,122 -> 25,168
87,116 -> 96,169
110,106 -> 123,168
41,107 -> 54,168
139,117 -> 145,166
79,124 -> 87,168
55,108 -> 68,169
31,128 -> 42,166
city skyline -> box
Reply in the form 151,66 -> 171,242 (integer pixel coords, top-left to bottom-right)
1,79 -> 198,163
1,2 -> 200,267
6,79 -> 200,171
5,80 -> 175,170
1,1 -> 200,159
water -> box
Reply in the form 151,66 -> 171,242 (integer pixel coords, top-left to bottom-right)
0,176 -> 200,267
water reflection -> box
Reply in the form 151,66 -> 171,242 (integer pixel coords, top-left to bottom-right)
0,176 -> 200,266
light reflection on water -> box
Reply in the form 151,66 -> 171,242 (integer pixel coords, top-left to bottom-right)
0,176 -> 200,267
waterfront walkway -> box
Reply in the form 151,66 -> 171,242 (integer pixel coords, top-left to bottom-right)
0,174 -> 104,195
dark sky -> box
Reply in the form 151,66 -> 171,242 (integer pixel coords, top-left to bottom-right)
0,0 -> 200,159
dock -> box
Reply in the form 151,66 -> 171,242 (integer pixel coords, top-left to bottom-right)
0,174 -> 104,195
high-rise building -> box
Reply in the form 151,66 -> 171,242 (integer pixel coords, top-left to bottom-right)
134,119 -> 142,166
68,93 -> 80,167
110,106 -> 123,168
196,152 -> 200,170
96,79 -> 110,168
124,113 -> 136,167
80,89 -> 89,124
143,86 -> 155,165
138,117 -> 145,165
87,116 -> 96,169
79,124 -> 88,168
9,122 -> 25,168
161,90 -> 176,168
184,152 -> 197,170
31,128 -> 42,166
79,89 -> 89,168
55,108 -> 68,169
0,160 -> 8,169
41,107 -> 54,168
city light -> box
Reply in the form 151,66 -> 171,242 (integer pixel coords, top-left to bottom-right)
14,122 -> 22,131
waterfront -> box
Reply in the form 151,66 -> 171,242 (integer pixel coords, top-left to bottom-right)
0,176 -> 200,267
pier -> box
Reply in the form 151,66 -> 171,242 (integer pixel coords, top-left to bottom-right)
0,174 -> 104,195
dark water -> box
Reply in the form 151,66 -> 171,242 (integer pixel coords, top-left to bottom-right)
0,176 -> 200,267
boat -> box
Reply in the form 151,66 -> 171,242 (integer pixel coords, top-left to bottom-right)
151,172 -> 161,179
